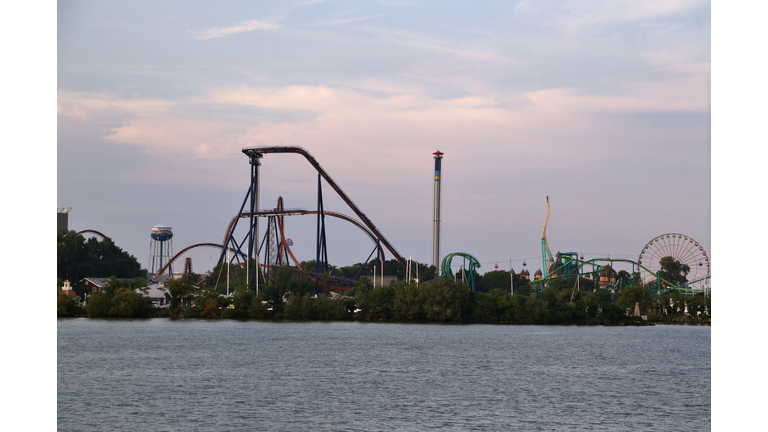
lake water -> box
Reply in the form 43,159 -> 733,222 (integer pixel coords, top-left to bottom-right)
58,319 -> 710,431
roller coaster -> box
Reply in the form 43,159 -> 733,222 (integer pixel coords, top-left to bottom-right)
531,253 -> 710,294
436,197 -> 710,295
530,197 -> 710,295
77,229 -> 109,240
215,146 -> 418,292
441,253 -> 481,291
131,146 -> 411,291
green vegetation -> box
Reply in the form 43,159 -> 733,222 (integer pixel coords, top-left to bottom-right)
57,229 -> 146,297
57,290 -> 83,317
657,256 -> 691,287
56,233 -> 709,324
69,266 -> 710,324
84,276 -> 154,318
297,259 -> 438,282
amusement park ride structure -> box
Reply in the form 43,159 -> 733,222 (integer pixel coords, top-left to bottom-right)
528,197 -> 711,295
437,197 -> 710,295
214,146 -> 420,292
81,148 -> 709,296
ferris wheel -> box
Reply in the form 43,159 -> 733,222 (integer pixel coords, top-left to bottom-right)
638,233 -> 710,289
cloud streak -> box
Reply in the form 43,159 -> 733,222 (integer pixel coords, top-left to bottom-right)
361,26 -> 514,64
57,64 -> 709,190
516,0 -> 708,30
317,15 -> 385,26
197,20 -> 280,40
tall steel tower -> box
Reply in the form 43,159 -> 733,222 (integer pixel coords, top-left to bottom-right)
432,150 -> 444,268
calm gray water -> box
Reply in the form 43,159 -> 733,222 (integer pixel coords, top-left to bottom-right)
58,319 -> 710,431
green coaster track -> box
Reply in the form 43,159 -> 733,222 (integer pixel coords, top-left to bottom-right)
531,252 -> 710,294
440,252 -> 481,291
536,197 -> 709,294
436,197 -> 710,295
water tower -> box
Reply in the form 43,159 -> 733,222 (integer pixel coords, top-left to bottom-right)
149,225 -> 174,275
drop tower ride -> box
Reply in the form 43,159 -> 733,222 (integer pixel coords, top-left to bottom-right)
432,150 -> 443,268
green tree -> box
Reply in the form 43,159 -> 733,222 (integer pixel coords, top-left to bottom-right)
346,277 -> 372,299
685,294 -> 710,318
84,276 -> 153,318
57,291 -> 81,317
201,259 -> 263,295
542,289 -> 577,324
222,288 -> 254,319
333,259 -> 434,283
58,229 -> 97,283
615,285 -> 654,314
514,277 -> 534,295
415,278 -> 471,322
592,288 -> 613,307
315,294 -> 350,320
616,270 -> 634,287
299,259 -> 340,277
249,294 -> 270,319
85,291 -> 113,317
109,288 -> 153,317
658,256 -> 690,286
391,281 -> 425,321
505,294 -> 529,322
472,289 -> 511,322
165,278 -> 198,311
519,294 -> 550,324
598,302 -> 626,323
284,292 -> 315,320
189,288 -> 226,318
358,285 -> 395,320
479,270 -> 512,293
57,229 -> 144,283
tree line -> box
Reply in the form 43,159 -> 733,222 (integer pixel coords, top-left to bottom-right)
58,260 -> 710,324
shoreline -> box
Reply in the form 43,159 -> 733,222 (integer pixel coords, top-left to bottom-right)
58,315 -> 711,326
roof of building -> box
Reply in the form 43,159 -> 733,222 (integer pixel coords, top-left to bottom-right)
60,288 -> 77,298
80,277 -> 114,287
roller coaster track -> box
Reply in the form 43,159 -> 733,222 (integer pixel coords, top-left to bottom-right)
241,146 -> 416,280
274,197 -> 300,269
77,229 -> 109,240
536,255 -> 705,291
220,208 -> 385,270
158,243 -> 246,276
541,197 -> 554,276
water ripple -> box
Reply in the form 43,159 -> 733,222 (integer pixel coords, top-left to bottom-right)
58,320 -> 710,431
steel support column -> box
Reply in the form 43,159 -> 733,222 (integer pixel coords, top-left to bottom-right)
316,173 -> 328,274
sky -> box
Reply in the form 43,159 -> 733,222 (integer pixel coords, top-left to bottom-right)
57,0 -> 711,276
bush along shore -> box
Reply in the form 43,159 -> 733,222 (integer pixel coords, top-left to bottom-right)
58,269 -> 710,325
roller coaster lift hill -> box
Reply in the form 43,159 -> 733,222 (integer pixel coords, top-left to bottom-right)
219,146 -> 420,292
